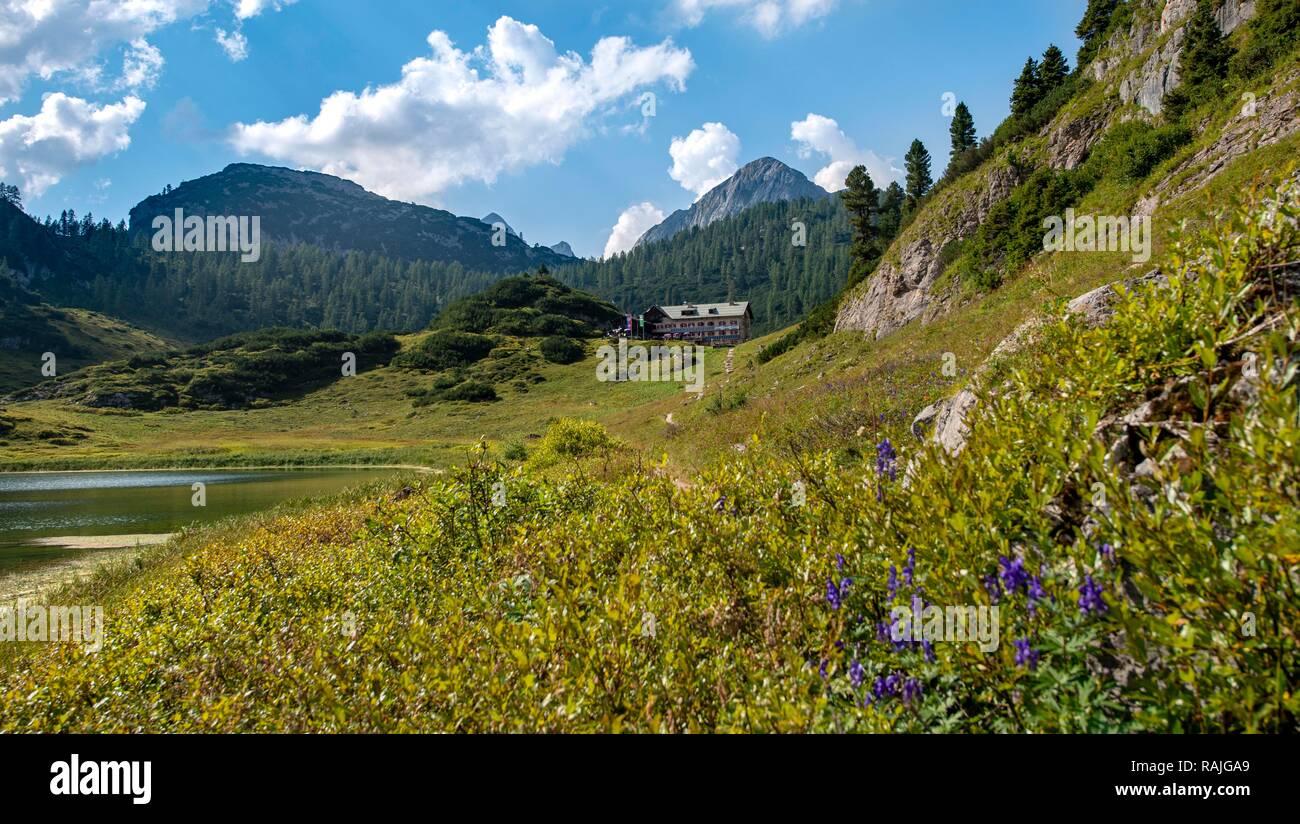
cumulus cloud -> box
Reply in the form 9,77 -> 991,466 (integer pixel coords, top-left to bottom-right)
215,28 -> 249,61
0,92 -> 145,196
668,121 -> 740,199
671,0 -> 839,38
790,113 -> 901,192
230,16 -> 695,202
0,0 -> 208,103
119,38 -> 165,90
235,0 -> 296,19
603,202 -> 664,259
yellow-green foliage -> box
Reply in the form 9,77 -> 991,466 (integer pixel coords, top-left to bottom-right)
527,417 -> 623,469
0,178 -> 1295,732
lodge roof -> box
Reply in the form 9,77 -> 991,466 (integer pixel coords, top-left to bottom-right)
648,301 -> 751,320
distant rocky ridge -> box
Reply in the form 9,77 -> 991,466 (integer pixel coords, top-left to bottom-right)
635,157 -> 830,247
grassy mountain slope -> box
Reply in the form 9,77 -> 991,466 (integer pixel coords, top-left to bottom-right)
0,269 -> 170,395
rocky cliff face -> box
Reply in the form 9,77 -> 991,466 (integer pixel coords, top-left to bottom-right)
636,157 -> 829,247
1113,0 -> 1256,115
833,161 -> 1026,338
835,0 -> 1265,341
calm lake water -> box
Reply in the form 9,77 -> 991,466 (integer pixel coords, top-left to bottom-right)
0,468 -> 400,599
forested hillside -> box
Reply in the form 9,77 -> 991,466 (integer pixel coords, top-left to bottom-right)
0,201 -> 504,342
558,196 -> 852,335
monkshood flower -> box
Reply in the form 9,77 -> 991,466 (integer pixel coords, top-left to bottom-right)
1100,542 -> 1116,563
875,439 -> 898,481
1013,638 -> 1040,670
999,555 -> 1030,594
850,659 -> 865,689
826,576 -> 851,610
1027,575 -> 1046,616
982,573 -> 1002,604
819,658 -> 829,679
902,677 -> 924,705
922,639 -> 936,663
1078,575 -> 1108,616
836,553 -> 846,572
887,564 -> 899,600
902,547 -> 916,586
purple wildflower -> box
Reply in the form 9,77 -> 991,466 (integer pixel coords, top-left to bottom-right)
836,553 -> 846,571
1013,638 -> 1040,670
849,659 -> 865,689
1078,575 -> 1108,616
902,677 -> 924,705
826,577 -> 841,610
887,564 -> 899,600
875,438 -> 898,482
982,573 -> 1002,604
1100,542 -> 1116,563
999,555 -> 1030,594
818,658 -> 829,679
902,547 -> 916,586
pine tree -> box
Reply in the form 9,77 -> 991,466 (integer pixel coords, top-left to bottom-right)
840,165 -> 877,275
949,102 -> 976,158
904,140 -> 933,211
1010,57 -> 1042,117
1076,0 -> 1119,66
1039,44 -> 1070,92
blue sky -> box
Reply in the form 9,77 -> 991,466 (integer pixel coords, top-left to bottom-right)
2,0 -> 1086,258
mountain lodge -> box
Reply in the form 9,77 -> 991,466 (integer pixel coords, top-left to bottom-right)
633,301 -> 752,346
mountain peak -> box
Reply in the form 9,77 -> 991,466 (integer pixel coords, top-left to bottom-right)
480,212 -> 519,237
635,156 -> 829,248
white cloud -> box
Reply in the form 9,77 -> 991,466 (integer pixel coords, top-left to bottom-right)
790,112 -> 900,192
215,28 -> 248,61
235,0 -> 295,20
671,0 -> 839,38
668,121 -> 740,199
0,0 -> 208,103
219,0 -> 296,60
603,202 -> 664,258
230,16 -> 695,202
119,38 -> 164,89
0,92 -> 145,196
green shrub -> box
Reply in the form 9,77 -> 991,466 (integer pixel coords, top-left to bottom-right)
528,417 -> 621,466
397,331 -> 497,370
1081,121 -> 1191,183
538,336 -> 586,364
440,380 -> 497,402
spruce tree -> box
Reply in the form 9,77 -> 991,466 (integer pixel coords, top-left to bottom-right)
903,140 -> 933,211
1076,0 -> 1119,66
1039,44 -> 1070,92
878,182 -> 905,241
949,102 -> 976,158
1010,57 -> 1042,117
840,165 -> 878,276
1180,0 -> 1231,89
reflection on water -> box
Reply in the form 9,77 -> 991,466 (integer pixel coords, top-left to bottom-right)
0,468 -> 399,599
